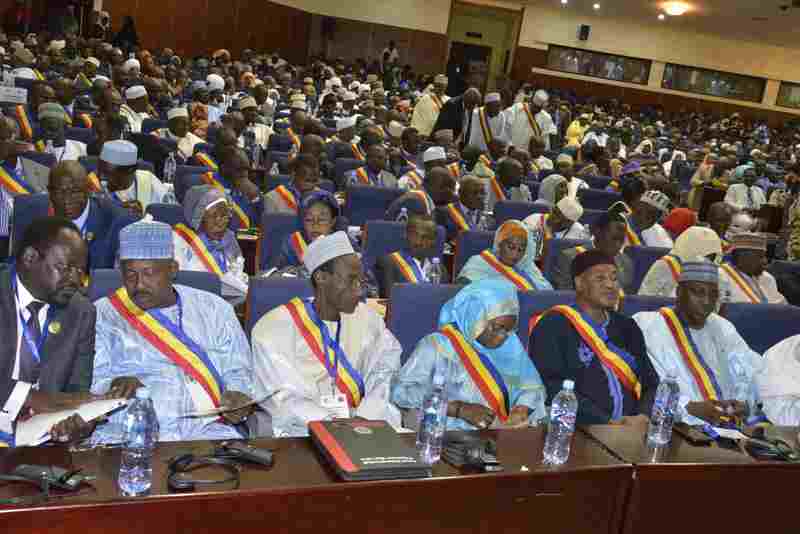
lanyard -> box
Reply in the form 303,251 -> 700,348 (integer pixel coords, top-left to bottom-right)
308,302 -> 342,395
10,266 -> 53,364
201,235 -> 228,273
148,291 -> 185,334
110,175 -> 138,205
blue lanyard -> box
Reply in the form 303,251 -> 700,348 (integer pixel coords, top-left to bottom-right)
307,300 -> 342,389
200,235 -> 228,273
148,291 -> 184,333
10,267 -> 53,364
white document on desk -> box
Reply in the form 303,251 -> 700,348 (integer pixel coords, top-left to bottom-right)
15,399 -> 128,447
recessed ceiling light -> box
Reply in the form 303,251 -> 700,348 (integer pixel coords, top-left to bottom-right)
663,2 -> 690,16
593,3 -> 600,9
560,0 -> 568,4
658,13 -> 666,20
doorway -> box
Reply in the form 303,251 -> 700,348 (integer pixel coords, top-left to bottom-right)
446,41 -> 491,97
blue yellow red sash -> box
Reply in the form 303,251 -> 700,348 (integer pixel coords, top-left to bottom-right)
108,287 -> 224,407
408,190 -> 435,215
274,184 -> 299,214
446,203 -> 470,231
284,298 -> 365,408
440,323 -> 509,422
478,108 -> 493,146
0,429 -> 13,447
86,172 -> 103,193
480,250 -> 534,291
78,113 -> 93,129
624,224 -> 642,247
522,103 -> 542,138
355,167 -> 371,185
721,263 -> 766,304
389,251 -> 425,283
196,152 -> 219,171
662,255 -> 682,283
201,170 -> 229,191
351,143 -> 365,161
659,307 -> 723,401
430,94 -> 444,112
174,223 -> 224,275
0,165 -> 35,194
489,177 -> 507,202
15,105 -> 32,140
229,194 -> 252,229
607,180 -> 620,192
447,162 -> 461,179
288,231 -> 308,264
537,305 -> 641,399
33,69 -> 45,81
287,128 -> 301,149
721,239 -> 733,255
404,169 -> 423,189
479,154 -> 493,169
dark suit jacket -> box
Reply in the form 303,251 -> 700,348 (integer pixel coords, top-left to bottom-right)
432,96 -> 466,140
374,253 -> 450,299
0,266 -> 96,408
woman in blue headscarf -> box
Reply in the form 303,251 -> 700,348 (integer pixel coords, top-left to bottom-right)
392,279 -> 546,430
456,219 -> 552,291
275,190 -> 346,269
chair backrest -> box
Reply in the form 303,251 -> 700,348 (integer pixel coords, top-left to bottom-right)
584,176 -> 613,190
174,170 -> 206,203
579,209 -> 605,228
542,238 -> 591,286
89,269 -> 221,302
721,303 -> 800,355
519,290 -> 577,346
246,277 -> 314,335
176,164 -> 206,181
265,150 -> 290,174
64,127 -> 96,146
343,185 -> 403,226
578,188 -> 622,211
10,192 -> 49,249
145,203 -> 185,226
523,180 -> 541,199
387,283 -> 462,364
262,176 -> 336,195
620,295 -> 676,317
453,230 -> 493,278
267,134 -> 294,152
141,119 -> 168,135
18,151 -> 56,169
494,201 -> 545,226
334,158 -> 365,180
362,220 -> 446,273
258,213 -> 302,271
625,246 -> 671,292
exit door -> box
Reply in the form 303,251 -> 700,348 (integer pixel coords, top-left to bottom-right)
446,41 -> 491,97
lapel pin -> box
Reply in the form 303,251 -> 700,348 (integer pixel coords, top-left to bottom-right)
48,321 -> 62,335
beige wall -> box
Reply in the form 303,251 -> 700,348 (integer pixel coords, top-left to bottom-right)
268,0 -> 451,34
518,4 -> 800,83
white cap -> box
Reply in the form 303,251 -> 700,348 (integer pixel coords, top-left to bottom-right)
238,96 -> 257,110
48,39 -> 66,51
206,74 -> 225,91
329,76 -> 342,88
387,121 -> 405,138
423,146 -> 447,163
167,107 -> 189,120
434,74 -> 448,84
533,90 -> 548,106
556,154 -> 574,166
125,85 -> 147,100
343,91 -> 357,102
348,81 -> 360,90
303,231 -> 356,274
485,92 -> 501,103
556,196 -> 583,222
359,84 -> 371,94
336,116 -> 357,131
86,56 -> 100,67
290,101 -> 306,111
562,380 -> 574,391
640,189 -> 671,214
122,58 -> 140,73
100,140 -> 138,166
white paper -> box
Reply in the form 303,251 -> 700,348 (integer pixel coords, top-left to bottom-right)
15,398 -> 128,446
712,427 -> 748,441
0,86 -> 27,104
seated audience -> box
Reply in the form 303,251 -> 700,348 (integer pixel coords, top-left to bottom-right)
719,232 -> 786,304
99,140 -> 171,216
757,335 -> 800,425
618,189 -> 674,248
276,190 -> 345,271
437,175 -> 489,240
151,107 -> 204,161
385,167 -> 457,220
263,153 -> 320,216
345,144 -> 397,188
524,196 -> 589,261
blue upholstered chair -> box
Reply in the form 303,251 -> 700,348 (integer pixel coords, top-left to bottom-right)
624,246 -> 671,292
267,134 -> 294,153
141,119 -> 167,135
245,277 -> 314,336
580,209 -> 605,227
343,185 -> 403,226
721,303 -> 800,355
578,188 -> 622,211
174,171 -> 206,203
453,230 -> 493,278
585,176 -> 613,190
64,127 -> 95,146
145,203 -> 185,227
542,238 -> 592,286
258,213 -> 302,272
620,295 -> 676,317
494,201 -> 545,226
362,220 -> 446,274
89,269 -> 221,302
519,290 -> 577,346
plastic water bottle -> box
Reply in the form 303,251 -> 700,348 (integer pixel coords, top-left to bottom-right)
163,152 -> 177,183
45,139 -> 54,154
543,380 -> 578,465
397,207 -> 409,223
646,374 -> 680,446
118,388 -> 160,496
416,357 -> 451,464
425,257 -> 442,284
269,162 -> 279,176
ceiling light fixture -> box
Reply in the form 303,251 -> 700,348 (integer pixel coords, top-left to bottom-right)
593,3 -> 600,9
658,13 -> 665,20
663,1 -> 690,16
560,0 -> 568,4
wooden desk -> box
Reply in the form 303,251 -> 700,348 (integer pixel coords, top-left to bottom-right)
583,425 -> 800,534
0,428 -> 632,534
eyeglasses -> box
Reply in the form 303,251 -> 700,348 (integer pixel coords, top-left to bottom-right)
49,187 -> 87,196
53,263 -> 86,278
206,208 -> 233,221
303,217 -> 333,227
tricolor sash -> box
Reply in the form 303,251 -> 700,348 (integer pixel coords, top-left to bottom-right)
430,94 -> 444,113
231,194 -> 253,230
389,251 -> 425,283
489,177 -> 507,202
538,305 -> 642,399
607,180 -> 620,192
522,103 -> 542,139
33,69 -> 45,81
200,170 -> 229,191
447,162 -> 461,179
174,223 -> 224,275
446,203 -> 470,231
404,169 -> 423,189
659,307 -> 723,401
287,128 -> 301,149
355,167 -> 372,185
196,152 -> 220,171
0,165 -> 35,195
479,250 -> 534,291
108,288 -> 224,407
288,231 -> 308,264
478,108 -> 493,146
440,324 -> 510,422
15,105 -> 32,140
86,172 -> 103,193
351,143 -> 365,161
624,224 -> 643,247
408,190 -> 435,215
721,239 -> 733,254
284,298 -> 365,408
662,255 -> 682,284
78,113 -> 93,129
274,185 -> 299,214
721,263 -> 767,304
479,154 -> 494,169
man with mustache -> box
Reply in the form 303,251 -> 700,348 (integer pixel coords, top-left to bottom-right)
0,217 -> 99,446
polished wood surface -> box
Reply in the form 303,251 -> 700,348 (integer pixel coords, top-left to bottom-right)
0,427 -> 631,534
584,425 -> 800,534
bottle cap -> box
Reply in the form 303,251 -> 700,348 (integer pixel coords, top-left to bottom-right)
432,257 -> 440,264
135,387 -> 151,400
563,379 -> 575,391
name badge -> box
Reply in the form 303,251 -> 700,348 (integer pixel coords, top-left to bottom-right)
320,392 -> 350,420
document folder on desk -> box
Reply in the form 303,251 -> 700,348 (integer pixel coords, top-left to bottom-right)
309,419 -> 432,481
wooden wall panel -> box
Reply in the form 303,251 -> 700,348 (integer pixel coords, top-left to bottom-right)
511,45 -> 546,83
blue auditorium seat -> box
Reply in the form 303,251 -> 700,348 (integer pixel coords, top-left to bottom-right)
141,119 -> 167,135
258,213 -> 302,271
625,246 -> 670,292
267,134 -> 294,152
145,203 -> 185,226
10,193 -> 49,248
334,158 -> 365,181
578,188 -> 622,211
580,209 -> 605,227
585,176 -> 613,190
721,303 -> 800,355
494,201 -> 545,225
542,238 -> 592,286
524,180 -> 541,199
19,151 -> 56,169
520,290 -> 577,345
89,269 -> 221,302
362,220 -> 446,273
621,295 -> 676,317
453,230 -> 493,278
246,277 -> 314,336
174,171 -> 206,203
343,185 -> 403,226
65,127 -> 95,146
263,175 -> 335,194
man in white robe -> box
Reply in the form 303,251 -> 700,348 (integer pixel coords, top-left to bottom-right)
119,85 -> 151,134
411,74 -> 449,137
466,92 -> 509,153
756,335 -> 800,425
151,107 -> 204,161
719,232 -> 786,304
506,90 -> 557,151
98,140 -> 172,216
251,231 -> 402,437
